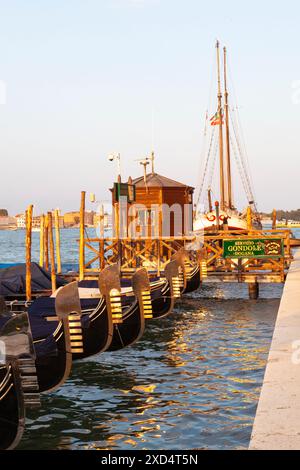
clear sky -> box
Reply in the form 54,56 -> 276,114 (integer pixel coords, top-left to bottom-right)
0,0 -> 299,215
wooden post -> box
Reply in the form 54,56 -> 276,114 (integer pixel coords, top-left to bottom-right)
249,282 -> 259,300
157,238 -> 161,276
99,204 -> 105,270
39,214 -> 45,267
272,209 -> 277,230
79,191 -> 86,281
215,201 -> 220,231
44,214 -> 49,271
100,204 -> 105,239
26,204 -> 33,302
114,199 -> 121,267
54,209 -> 62,274
48,212 -> 56,293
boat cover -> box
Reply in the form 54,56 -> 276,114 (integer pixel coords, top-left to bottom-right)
0,263 -> 66,296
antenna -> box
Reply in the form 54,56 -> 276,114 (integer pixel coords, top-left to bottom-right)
150,151 -> 155,174
140,159 -> 150,191
135,156 -> 151,192
135,152 -> 155,173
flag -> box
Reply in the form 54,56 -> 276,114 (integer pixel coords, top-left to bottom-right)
210,110 -> 223,126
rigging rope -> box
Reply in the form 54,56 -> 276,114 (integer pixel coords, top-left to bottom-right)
227,61 -> 258,210
196,126 -> 216,208
229,108 -> 256,208
195,49 -> 217,206
229,133 -> 251,205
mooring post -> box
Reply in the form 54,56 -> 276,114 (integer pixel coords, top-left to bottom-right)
26,204 -> 33,302
272,209 -> 277,230
48,212 -> 56,293
39,214 -> 45,267
79,191 -> 86,281
44,213 -> 49,271
248,281 -> 259,299
54,209 -> 62,274
99,204 -> 105,270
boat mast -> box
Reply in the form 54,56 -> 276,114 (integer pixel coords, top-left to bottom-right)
216,41 -> 226,211
223,46 -> 233,209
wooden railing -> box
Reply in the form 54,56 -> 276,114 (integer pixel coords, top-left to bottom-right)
82,236 -> 197,274
80,229 -> 292,282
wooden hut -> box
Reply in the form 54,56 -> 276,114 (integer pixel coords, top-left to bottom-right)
112,172 -> 194,239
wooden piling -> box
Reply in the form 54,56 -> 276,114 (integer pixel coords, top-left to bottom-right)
79,191 -> 86,281
39,214 -> 45,267
44,214 -> 49,271
248,281 -> 259,300
26,204 -> 33,301
272,209 -> 277,230
54,209 -> 62,274
99,204 -> 105,270
48,212 -> 56,293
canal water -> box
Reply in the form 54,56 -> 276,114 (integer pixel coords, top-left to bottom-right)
0,229 -> 287,450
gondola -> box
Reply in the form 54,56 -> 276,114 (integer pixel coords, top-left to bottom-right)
78,259 -> 181,320
150,259 -> 182,318
27,281 -> 82,392
120,259 -> 182,319
172,249 -> 201,294
100,266 -> 152,351
0,310 -> 40,450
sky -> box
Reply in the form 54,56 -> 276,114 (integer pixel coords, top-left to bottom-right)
0,0 -> 300,215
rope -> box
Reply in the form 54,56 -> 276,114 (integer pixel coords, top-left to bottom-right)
229,132 -> 252,204
195,48 -> 217,207
229,109 -> 256,207
196,126 -> 216,207
227,60 -> 258,211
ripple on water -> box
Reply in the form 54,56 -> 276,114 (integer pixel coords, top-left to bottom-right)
18,290 -> 279,450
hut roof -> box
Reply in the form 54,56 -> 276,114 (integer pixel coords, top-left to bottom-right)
132,173 -> 194,190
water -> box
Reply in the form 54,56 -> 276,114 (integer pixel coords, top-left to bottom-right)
0,228 -> 288,450
0,227 -> 97,268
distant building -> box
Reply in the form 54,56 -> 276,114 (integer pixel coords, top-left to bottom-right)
15,213 -> 26,229
0,209 -> 8,217
63,212 -> 80,227
15,213 -> 41,229
63,211 -> 95,228
0,216 -> 17,230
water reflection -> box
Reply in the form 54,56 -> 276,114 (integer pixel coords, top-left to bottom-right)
19,287 -> 279,450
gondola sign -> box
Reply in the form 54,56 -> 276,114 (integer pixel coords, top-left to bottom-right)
223,238 -> 284,259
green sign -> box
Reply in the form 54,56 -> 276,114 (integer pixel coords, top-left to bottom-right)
114,183 -> 136,203
223,238 -> 284,259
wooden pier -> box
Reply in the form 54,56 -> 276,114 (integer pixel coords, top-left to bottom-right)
250,247 -> 300,450
80,228 -> 292,286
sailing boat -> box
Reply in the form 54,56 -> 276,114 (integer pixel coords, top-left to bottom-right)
194,41 -> 261,232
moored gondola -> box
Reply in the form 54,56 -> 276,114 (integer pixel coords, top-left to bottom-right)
172,249 -> 201,294
100,267 -> 152,351
0,311 -> 40,450
147,259 -> 181,319
28,281 -> 81,392
77,259 -> 182,320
